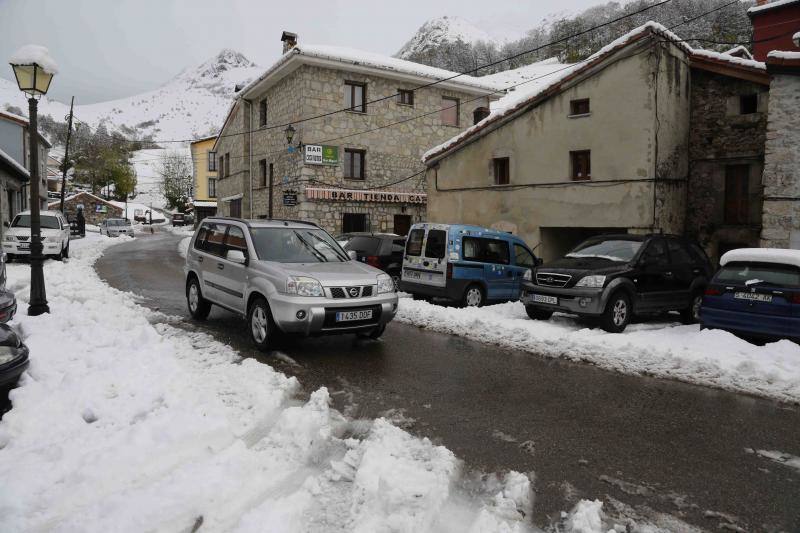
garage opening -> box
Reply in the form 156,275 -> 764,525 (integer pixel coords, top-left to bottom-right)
539,227 -> 629,262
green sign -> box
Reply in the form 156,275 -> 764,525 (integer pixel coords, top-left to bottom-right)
321,145 -> 338,164
304,144 -> 339,165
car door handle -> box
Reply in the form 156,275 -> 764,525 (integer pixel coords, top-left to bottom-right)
664,271 -> 674,277
217,263 -> 224,270
197,256 -> 204,263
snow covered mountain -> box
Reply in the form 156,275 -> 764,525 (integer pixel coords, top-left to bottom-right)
396,16 -> 520,59
0,49 -> 262,142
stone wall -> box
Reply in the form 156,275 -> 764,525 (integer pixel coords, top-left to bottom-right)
760,72 -> 800,249
686,69 -> 769,262
50,192 -> 124,225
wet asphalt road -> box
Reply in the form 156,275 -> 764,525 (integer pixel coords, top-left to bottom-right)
95,230 -> 800,532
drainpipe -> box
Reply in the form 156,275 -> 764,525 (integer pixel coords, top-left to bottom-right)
244,98 -> 254,219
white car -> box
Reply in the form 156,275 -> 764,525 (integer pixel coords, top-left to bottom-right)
2,210 -> 71,261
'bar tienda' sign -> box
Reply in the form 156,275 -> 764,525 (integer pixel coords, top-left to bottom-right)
305,187 -> 426,204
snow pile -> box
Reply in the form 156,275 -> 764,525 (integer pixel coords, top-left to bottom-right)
0,235 -> 534,532
9,44 -> 58,73
396,299 -> 800,403
567,500 -> 605,533
178,236 -> 191,258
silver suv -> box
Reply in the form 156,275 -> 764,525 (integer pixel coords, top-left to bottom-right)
184,217 -> 398,350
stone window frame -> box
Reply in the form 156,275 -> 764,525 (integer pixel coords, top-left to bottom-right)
345,81 -> 367,113
397,89 -> 414,107
344,148 -> 366,180
258,159 -> 267,188
441,96 -> 460,127
739,94 -> 758,115
259,99 -> 268,127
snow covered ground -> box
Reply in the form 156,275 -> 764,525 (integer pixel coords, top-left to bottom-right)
0,235 -> 562,532
396,299 -> 800,404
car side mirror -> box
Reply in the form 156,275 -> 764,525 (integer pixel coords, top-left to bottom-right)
226,249 -> 247,265
535,257 -> 544,266
348,250 -> 358,261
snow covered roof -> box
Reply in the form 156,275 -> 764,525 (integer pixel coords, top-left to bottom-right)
48,191 -> 121,209
9,44 -> 59,74
0,146 -> 29,180
0,110 -> 28,125
767,50 -> 800,60
190,134 -> 218,145
721,248 -> 800,269
748,0 -> 800,15
423,21 -> 768,164
192,200 -> 218,208
723,45 -> 754,60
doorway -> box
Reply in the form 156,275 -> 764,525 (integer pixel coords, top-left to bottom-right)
342,213 -> 368,233
393,214 -> 411,236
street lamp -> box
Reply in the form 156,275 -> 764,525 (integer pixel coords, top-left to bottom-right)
9,45 -> 58,316
284,124 -> 296,147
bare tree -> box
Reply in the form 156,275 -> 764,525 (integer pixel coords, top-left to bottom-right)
158,151 -> 193,211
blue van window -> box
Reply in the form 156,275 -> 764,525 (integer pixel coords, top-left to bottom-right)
406,229 -> 424,256
463,237 -> 509,265
424,229 -> 447,259
514,244 -> 535,267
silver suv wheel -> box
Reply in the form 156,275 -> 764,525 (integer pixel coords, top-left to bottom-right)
188,284 -> 199,313
612,299 -> 628,326
251,306 -> 268,343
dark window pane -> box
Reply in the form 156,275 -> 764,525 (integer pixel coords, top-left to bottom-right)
424,229 -> 447,259
494,157 -> 509,185
208,151 -> 216,171
570,99 -> 590,115
345,236 -> 381,255
514,244 -> 535,267
441,97 -> 459,126
205,223 -> 228,256
225,225 -> 248,257
406,229 -> 425,256
667,239 -> 692,264
740,94 -> 758,115
571,150 -> 591,180
473,107 -> 490,125
642,239 -> 669,266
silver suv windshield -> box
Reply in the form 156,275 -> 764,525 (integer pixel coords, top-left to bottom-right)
250,228 -> 348,263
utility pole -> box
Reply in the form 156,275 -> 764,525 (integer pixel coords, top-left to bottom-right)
59,96 -> 74,213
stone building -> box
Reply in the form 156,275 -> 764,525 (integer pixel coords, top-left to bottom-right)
212,32 -> 499,236
685,55 -> 771,261
48,191 -> 124,225
760,48 -> 800,248
422,23 -> 775,262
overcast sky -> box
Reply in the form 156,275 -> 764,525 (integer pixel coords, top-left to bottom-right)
0,0 -> 599,104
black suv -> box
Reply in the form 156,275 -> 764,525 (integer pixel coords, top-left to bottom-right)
520,234 -> 713,332
342,233 -> 406,288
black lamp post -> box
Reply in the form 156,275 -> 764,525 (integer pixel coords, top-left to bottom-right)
284,124 -> 296,148
9,46 -> 57,316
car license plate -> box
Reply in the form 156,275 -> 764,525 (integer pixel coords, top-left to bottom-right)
532,293 -> 558,305
734,292 -> 772,303
404,269 -> 421,280
18,243 -> 30,251
336,310 -> 373,322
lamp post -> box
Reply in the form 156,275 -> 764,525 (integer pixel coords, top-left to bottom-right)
9,45 -> 58,316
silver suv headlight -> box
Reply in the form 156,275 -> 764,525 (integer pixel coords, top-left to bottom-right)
523,269 -> 532,281
575,275 -> 606,288
286,276 -> 324,297
377,273 -> 394,294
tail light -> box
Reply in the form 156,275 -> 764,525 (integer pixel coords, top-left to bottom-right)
365,256 -> 381,268
704,287 -> 722,297
447,262 -> 453,279
790,292 -> 800,304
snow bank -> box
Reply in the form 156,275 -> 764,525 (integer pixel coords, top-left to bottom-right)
395,299 -> 800,403
178,236 -> 191,258
567,500 -> 605,533
9,44 -> 58,74
0,235 -> 533,532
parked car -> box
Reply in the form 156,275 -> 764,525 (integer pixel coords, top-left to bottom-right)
184,212 -> 195,226
343,233 -> 406,288
0,324 -> 29,389
520,234 -> 713,332
700,248 -> 800,342
99,218 -> 135,237
2,210 -> 71,261
0,253 -> 16,323
399,223 -> 539,307
184,217 -> 398,350
172,213 -> 186,227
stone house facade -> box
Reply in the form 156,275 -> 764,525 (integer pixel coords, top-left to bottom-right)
213,33 -> 499,236
189,136 -> 218,226
686,65 -> 771,262
48,191 -> 123,225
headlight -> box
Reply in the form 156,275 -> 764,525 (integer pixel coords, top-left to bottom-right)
575,275 -> 606,288
286,276 -> 324,297
377,273 -> 394,294
523,269 -> 532,281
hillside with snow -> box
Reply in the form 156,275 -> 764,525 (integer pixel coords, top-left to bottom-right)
0,49 -> 261,143
396,16 -> 522,60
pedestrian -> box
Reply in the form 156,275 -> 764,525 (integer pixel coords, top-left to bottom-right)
76,206 -> 85,237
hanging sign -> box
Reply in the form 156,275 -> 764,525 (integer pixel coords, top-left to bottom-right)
304,144 -> 339,165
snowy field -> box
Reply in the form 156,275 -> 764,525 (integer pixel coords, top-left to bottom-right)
396,299 -> 800,404
2,235 -> 602,532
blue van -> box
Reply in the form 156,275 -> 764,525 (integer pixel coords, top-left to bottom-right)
399,223 -> 539,307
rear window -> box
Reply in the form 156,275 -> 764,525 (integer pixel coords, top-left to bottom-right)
345,236 -> 381,255
424,229 -> 447,259
716,262 -> 800,288
406,229 -> 425,257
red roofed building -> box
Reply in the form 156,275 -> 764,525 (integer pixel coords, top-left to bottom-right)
748,0 -> 800,61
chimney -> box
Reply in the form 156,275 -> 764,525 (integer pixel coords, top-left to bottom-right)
281,31 -> 298,54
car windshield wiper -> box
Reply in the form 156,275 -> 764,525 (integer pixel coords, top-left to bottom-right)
305,232 -> 346,262
293,231 -> 328,262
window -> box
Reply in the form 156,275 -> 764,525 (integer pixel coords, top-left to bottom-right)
424,229 -> 447,259
716,262 -> 800,288
259,159 -> 267,187
229,198 -> 241,218
194,225 -> 208,250
493,157 -> 509,185
441,96 -> 460,126
259,99 -> 267,126
473,107 -> 490,125
667,239 -> 692,264
268,163 -> 274,189
570,99 -> 590,116
393,214 -> 411,236
641,239 -> 668,267
397,89 -> 414,106
208,151 -> 217,172
224,225 -> 248,259
725,164 -> 749,224
514,244 -> 535,268
345,82 -> 366,113
207,178 -> 217,198
225,153 -> 230,177
218,155 -> 224,177
342,213 -> 368,233
406,229 -> 425,256
204,223 -> 228,257
344,149 -> 365,180
462,237 -> 510,264
739,94 -> 758,115
251,228 -> 348,263
571,150 -> 591,180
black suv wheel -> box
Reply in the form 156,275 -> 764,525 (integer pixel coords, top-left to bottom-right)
600,291 -> 631,333
681,291 -> 703,324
